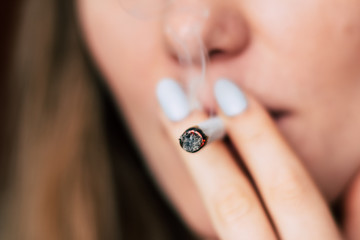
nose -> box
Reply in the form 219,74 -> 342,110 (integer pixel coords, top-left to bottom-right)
163,1 -> 249,64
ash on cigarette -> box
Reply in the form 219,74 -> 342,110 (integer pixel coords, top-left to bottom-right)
179,129 -> 206,153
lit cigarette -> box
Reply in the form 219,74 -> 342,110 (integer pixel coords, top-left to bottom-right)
179,117 -> 225,153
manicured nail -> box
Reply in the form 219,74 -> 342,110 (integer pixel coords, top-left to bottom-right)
156,78 -> 190,122
214,79 -> 248,116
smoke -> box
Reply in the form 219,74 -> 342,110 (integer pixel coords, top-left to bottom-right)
120,0 -> 213,115
164,5 -> 210,112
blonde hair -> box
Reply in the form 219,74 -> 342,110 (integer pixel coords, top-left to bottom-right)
1,0 -> 198,239
2,0 -> 118,238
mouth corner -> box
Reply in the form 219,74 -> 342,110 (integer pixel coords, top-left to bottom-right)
269,110 -> 290,121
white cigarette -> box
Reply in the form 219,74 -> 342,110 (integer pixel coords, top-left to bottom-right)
179,117 -> 226,153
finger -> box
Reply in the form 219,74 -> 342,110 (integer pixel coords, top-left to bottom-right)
344,170 -> 360,240
214,79 -> 341,239
156,78 -> 276,240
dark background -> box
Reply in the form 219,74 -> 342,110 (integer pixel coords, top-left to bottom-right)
0,1 -> 21,191
0,2 -> 20,83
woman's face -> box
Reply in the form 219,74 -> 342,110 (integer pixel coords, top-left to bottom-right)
78,0 -> 360,236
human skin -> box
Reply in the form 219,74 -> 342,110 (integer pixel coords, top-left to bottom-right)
77,0 -> 360,238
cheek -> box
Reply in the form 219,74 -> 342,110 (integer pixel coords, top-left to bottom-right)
246,0 -> 360,76
77,0 -> 167,111
241,0 -> 360,201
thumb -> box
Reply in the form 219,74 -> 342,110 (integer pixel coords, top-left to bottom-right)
344,169 -> 360,240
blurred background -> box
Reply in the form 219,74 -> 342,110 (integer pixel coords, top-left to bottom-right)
0,1 -> 20,197
0,1 -> 20,84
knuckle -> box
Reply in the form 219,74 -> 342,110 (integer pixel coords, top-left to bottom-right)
242,127 -> 267,146
214,185 -> 253,226
269,171 -> 305,207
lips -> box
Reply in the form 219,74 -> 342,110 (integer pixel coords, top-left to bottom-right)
269,109 -> 290,127
270,110 -> 288,120
200,90 -> 290,124
204,104 -> 290,124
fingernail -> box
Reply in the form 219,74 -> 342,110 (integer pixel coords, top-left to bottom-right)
214,79 -> 248,116
156,78 -> 190,122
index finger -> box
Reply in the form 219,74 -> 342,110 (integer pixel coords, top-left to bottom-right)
214,79 -> 341,239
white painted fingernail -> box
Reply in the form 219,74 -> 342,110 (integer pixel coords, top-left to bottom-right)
214,79 -> 248,116
156,78 -> 190,122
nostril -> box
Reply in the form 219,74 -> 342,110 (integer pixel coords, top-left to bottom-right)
164,6 -> 250,65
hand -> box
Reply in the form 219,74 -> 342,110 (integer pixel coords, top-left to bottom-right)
157,78 -> 343,239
